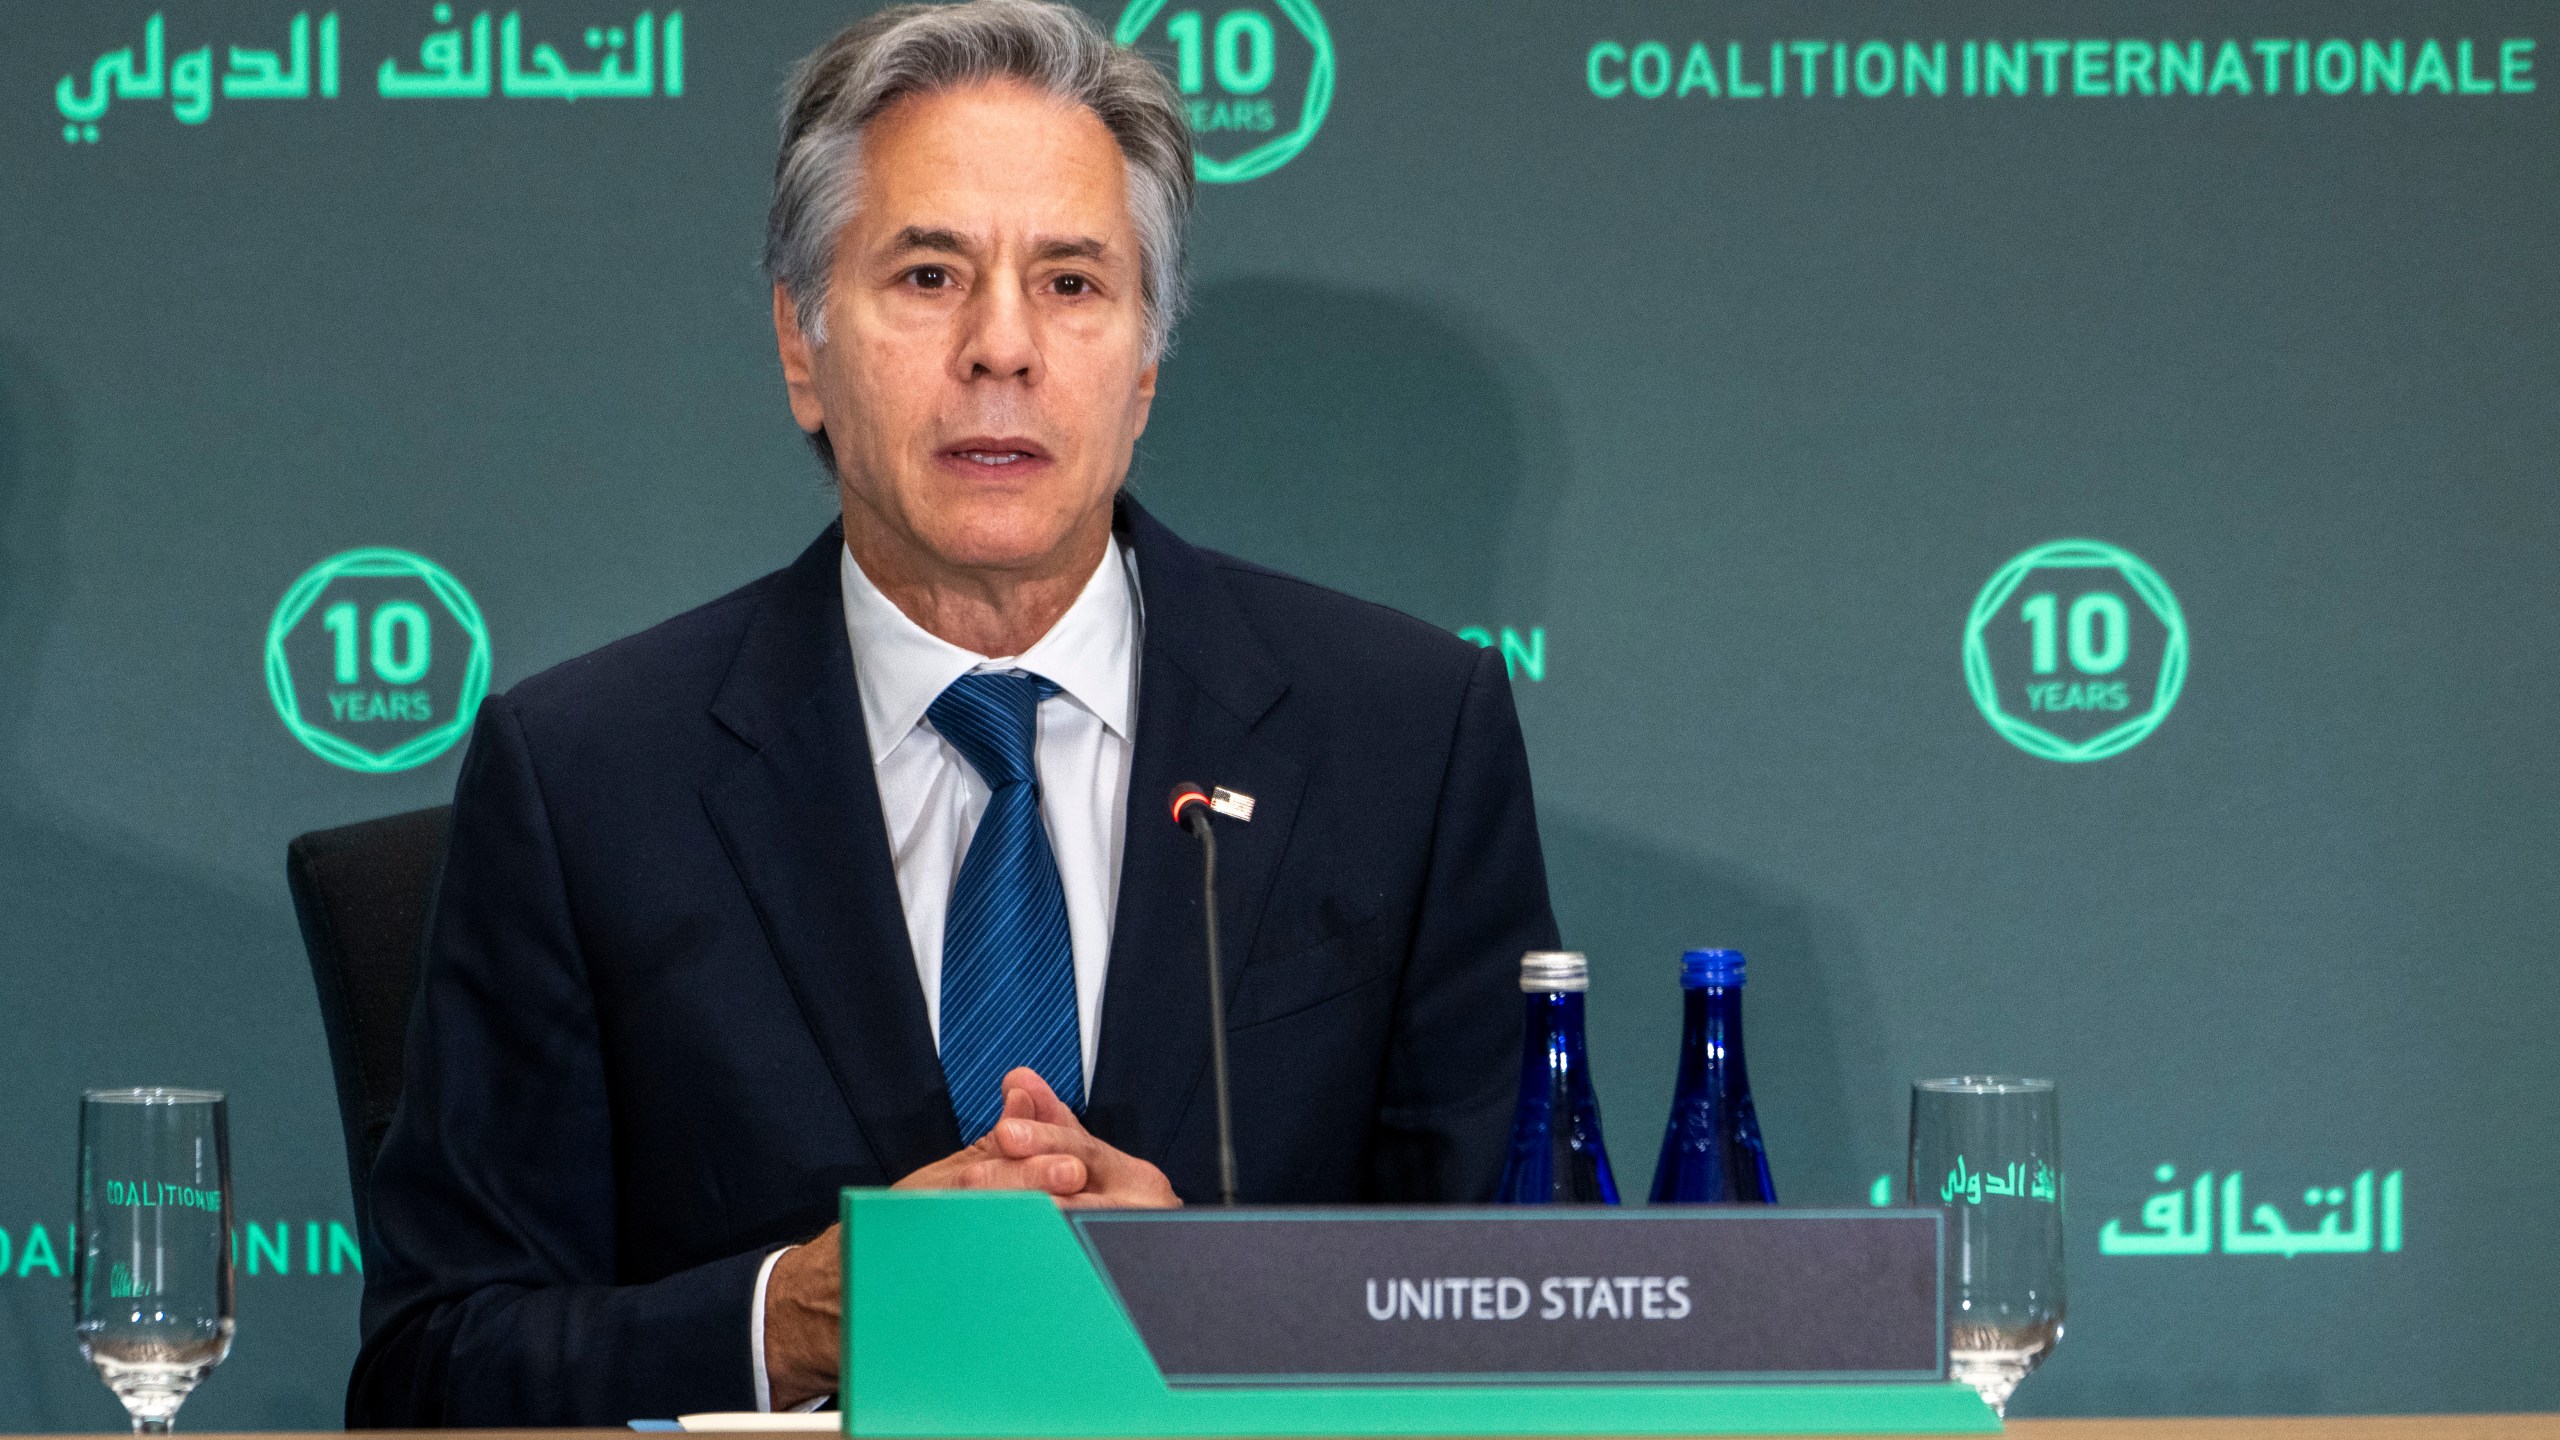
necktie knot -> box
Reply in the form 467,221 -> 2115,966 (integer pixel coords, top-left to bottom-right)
927,671 -> 1060,791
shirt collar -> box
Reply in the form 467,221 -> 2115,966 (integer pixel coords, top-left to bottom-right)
839,535 -> 1140,764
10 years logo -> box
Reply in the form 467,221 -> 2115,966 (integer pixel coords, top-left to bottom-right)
1117,0 -> 1332,182
266,548 -> 490,772
1964,539 -> 2186,762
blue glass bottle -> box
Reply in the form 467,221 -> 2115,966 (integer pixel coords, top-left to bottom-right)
1648,948 -> 1777,1204
1495,951 -> 1620,1204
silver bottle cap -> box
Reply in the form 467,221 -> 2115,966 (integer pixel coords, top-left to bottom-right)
1518,951 -> 1589,993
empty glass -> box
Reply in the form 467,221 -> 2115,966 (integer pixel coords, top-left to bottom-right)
1909,1077 -> 2064,1416
74,1089 -> 235,1432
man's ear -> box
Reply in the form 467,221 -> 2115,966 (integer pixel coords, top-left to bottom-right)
1130,358 -> 1158,439
773,285 -> 828,434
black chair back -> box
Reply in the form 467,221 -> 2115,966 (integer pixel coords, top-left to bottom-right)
285,805 -> 452,1234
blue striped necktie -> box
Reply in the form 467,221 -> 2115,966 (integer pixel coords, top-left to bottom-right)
926,670 -> 1083,1142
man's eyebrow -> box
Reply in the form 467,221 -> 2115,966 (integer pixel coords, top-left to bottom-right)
887,226 -> 973,255
1031,236 -> 1109,262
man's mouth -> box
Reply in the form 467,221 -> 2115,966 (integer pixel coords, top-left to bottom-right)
943,438 -> 1051,468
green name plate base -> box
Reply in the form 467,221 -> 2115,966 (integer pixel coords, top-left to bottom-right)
839,1190 -> 1999,1437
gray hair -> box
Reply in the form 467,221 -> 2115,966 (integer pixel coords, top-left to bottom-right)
763,0 -> 1195,363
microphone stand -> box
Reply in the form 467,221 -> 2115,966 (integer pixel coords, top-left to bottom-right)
1177,796 -> 1240,1206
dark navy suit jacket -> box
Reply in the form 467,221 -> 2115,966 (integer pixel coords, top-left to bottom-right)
350,496 -> 1559,1426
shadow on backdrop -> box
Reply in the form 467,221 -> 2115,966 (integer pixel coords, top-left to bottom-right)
1128,276 -> 1563,629
1126,280 -> 1889,1206
0,346 -> 303,1430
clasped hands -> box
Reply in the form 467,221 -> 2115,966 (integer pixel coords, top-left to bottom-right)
763,1066 -> 1177,1407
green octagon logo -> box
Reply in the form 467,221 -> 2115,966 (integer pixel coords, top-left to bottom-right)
1964,539 -> 2187,763
266,548 -> 491,773
1117,0 -> 1333,183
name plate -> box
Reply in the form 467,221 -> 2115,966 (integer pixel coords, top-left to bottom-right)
1069,1207 -> 1944,1387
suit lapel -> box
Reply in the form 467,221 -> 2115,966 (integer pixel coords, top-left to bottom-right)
699,525 -> 960,1182
1086,498 -> 1302,1170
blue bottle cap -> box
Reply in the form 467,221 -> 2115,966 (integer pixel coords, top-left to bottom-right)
1680,948 -> 1745,988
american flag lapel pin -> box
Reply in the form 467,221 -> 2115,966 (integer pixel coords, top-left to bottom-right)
1209,786 -> 1256,821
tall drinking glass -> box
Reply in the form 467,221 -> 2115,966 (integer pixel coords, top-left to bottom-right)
1908,1077 -> 2063,1417
74,1089 -> 235,1432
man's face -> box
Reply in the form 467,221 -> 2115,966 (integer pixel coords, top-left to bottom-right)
777,79 -> 1157,578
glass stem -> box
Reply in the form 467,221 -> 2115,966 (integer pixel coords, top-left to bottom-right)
135,1419 -> 171,1435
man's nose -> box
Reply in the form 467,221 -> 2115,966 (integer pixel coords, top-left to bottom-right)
957,275 -> 1042,383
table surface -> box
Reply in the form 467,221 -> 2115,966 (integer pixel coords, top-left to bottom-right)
26,1420 -> 2552,1440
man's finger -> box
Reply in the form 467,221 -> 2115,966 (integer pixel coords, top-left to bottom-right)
987,1117 -> 1172,1203
999,1067 -> 1087,1131
954,1153 -> 1085,1194
991,1116 -> 1105,1164
993,1081 -> 1044,1137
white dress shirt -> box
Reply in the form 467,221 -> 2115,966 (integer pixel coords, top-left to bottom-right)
844,536 -> 1142,1075
751,533 -> 1143,1409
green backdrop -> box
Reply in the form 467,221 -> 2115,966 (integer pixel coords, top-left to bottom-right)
1,0 -> 2552,1427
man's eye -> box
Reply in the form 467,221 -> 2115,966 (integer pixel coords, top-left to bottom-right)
910,266 -> 951,289
1055,274 -> 1089,296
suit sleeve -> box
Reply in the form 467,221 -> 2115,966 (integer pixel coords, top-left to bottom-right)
348,695 -> 769,1426
1368,645 -> 1558,1202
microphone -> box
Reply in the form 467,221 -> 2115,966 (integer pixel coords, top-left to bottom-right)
1169,782 -> 1239,1206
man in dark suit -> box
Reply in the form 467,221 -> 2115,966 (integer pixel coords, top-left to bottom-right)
351,0 -> 1557,1426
